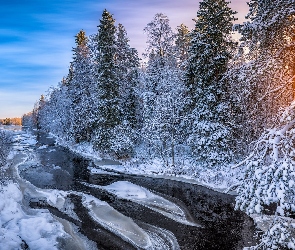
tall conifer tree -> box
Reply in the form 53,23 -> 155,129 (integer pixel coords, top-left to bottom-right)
175,23 -> 191,69
227,0 -> 295,149
68,30 -> 94,143
93,10 -> 121,151
110,23 -> 140,157
186,0 -> 237,168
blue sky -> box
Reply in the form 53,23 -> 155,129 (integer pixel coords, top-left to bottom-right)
0,0 -> 248,119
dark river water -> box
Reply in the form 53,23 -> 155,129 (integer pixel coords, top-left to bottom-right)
16,129 -> 257,250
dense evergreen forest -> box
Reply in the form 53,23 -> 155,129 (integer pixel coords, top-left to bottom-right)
0,118 -> 22,125
21,0 -> 295,248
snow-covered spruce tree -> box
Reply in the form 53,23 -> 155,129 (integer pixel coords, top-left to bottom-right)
109,24 -> 140,158
67,30 -> 95,143
186,0 -> 237,168
0,130 -> 12,167
92,10 -> 121,152
235,102 -> 295,249
141,13 -> 189,170
31,94 -> 46,130
38,83 -> 72,140
228,0 -> 295,153
175,23 -> 191,69
22,112 -> 34,128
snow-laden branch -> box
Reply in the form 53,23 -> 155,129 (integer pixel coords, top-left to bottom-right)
257,75 -> 295,103
231,152 -> 254,169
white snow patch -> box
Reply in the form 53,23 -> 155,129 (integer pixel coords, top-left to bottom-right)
0,182 -> 67,250
22,138 -> 37,145
88,166 -> 119,175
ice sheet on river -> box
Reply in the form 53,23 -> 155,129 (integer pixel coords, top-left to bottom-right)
26,187 -> 179,250
82,194 -> 152,249
9,172 -> 97,249
85,181 -> 199,227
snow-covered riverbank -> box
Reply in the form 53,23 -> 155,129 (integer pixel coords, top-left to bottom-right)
0,127 -> 257,249
53,132 -> 242,194
0,128 -> 97,250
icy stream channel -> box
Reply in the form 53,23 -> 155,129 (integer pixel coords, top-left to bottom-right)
85,181 -> 200,226
6,130 -> 179,249
1,127 -> 257,249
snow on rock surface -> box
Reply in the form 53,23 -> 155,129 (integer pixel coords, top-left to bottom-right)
82,194 -> 152,249
87,181 -> 200,227
0,182 -> 67,250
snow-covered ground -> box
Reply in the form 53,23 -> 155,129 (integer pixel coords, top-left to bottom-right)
0,182 -> 66,250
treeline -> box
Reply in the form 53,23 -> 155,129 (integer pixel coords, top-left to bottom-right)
23,0 -> 295,173
0,118 -> 22,125
0,130 -> 12,167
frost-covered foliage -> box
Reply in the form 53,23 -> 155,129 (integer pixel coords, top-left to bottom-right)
109,23 -> 140,157
236,102 -> 295,214
67,30 -> 96,143
227,0 -> 295,153
92,10 -> 121,151
139,13 -> 190,169
110,121 -> 137,158
257,217 -> 295,250
140,67 -> 188,168
245,217 -> 295,250
0,130 -> 12,167
236,101 -> 295,249
33,10 -> 140,158
38,85 -> 72,140
186,0 -> 237,168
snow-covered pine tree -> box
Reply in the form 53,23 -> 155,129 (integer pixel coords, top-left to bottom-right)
232,2 -> 295,248
235,101 -> 295,249
68,30 -> 95,143
38,83 -> 72,140
0,130 -> 12,167
110,23 -> 140,158
93,10 -> 121,152
174,23 -> 192,142
141,13 -> 188,169
186,0 -> 237,168
175,23 -> 190,69
31,94 -> 46,130
228,0 -> 295,152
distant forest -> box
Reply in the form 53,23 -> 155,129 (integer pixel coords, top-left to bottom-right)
0,117 -> 22,125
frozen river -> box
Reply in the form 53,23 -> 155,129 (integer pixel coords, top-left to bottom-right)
1,127 -> 257,249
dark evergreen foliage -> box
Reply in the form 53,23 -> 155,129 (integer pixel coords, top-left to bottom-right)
186,0 -> 237,167
93,10 -> 121,151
